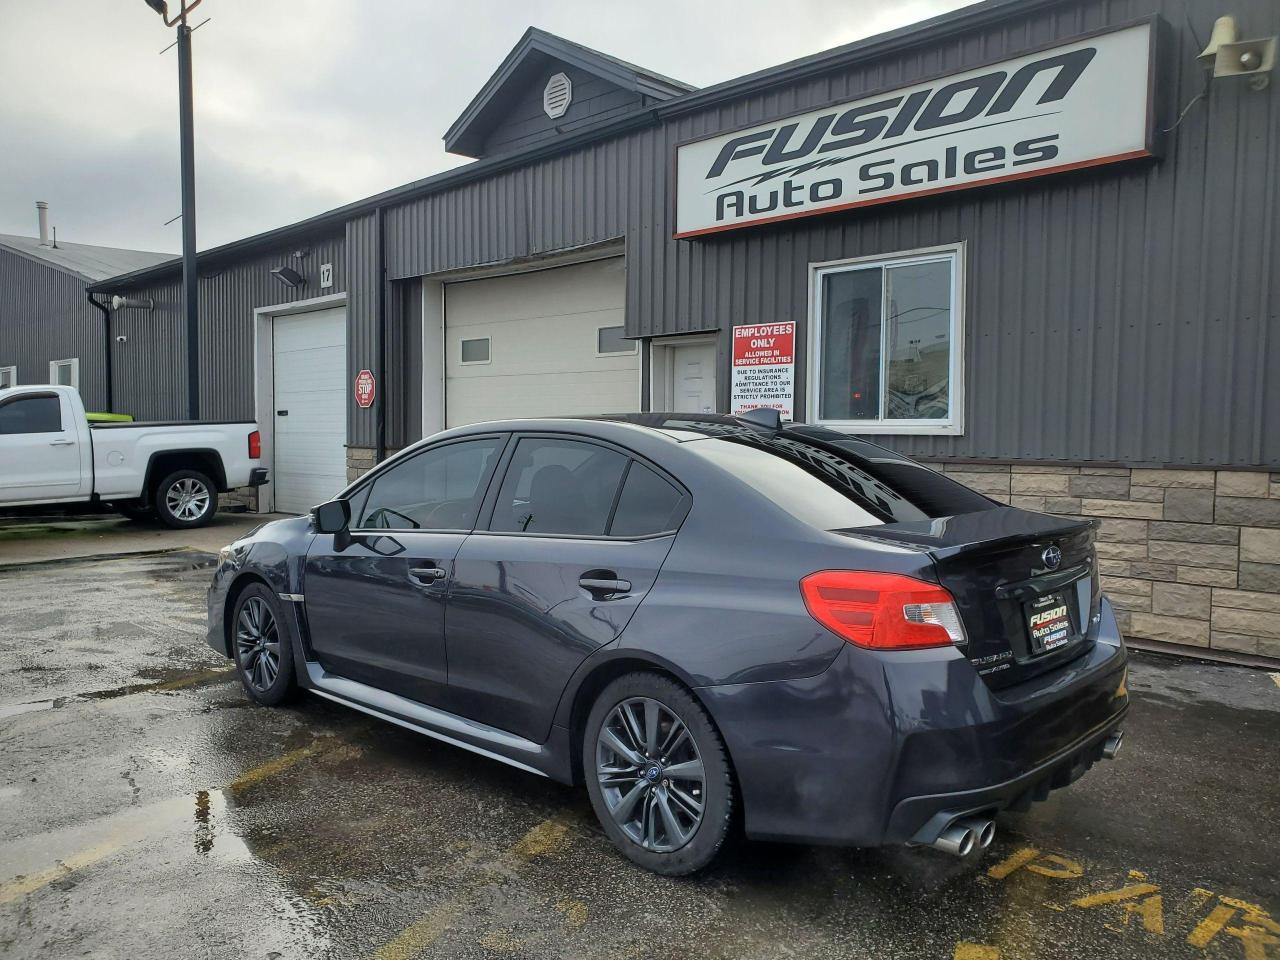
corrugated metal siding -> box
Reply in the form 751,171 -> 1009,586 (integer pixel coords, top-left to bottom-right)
0,249 -> 108,411
107,232 -> 346,423
101,0 -> 1277,467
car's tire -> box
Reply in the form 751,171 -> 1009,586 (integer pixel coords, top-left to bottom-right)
583,672 -> 735,876
230,583 -> 297,706
154,469 -> 218,529
117,501 -> 154,522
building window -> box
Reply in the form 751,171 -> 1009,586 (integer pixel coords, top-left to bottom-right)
49,358 -> 80,391
810,245 -> 963,435
597,325 -> 635,355
0,366 -> 15,390
460,338 -> 490,364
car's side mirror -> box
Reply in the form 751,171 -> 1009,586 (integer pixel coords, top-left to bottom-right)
312,498 -> 351,534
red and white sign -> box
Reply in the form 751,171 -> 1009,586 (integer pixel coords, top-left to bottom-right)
731,322 -> 795,419
354,369 -> 376,409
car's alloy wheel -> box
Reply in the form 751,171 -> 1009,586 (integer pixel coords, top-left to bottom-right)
165,477 -> 211,523
236,596 -> 281,693
584,673 -> 734,875
597,696 -> 705,852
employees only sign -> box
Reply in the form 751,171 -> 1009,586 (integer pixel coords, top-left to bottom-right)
731,322 -> 795,419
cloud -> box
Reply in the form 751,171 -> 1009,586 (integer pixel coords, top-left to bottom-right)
0,0 -> 975,252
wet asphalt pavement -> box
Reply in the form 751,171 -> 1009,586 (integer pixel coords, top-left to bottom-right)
1,551 -> 1278,960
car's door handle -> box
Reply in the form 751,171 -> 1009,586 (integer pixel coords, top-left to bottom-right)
49,439 -> 75,446
408,566 -> 447,585
579,576 -> 632,596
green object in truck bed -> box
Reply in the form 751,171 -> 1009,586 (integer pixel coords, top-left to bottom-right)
85,411 -> 134,423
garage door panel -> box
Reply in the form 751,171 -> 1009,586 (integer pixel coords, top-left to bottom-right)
273,308 -> 347,514
445,259 -> 635,428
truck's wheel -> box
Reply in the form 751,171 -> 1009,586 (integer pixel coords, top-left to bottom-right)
154,469 -> 218,529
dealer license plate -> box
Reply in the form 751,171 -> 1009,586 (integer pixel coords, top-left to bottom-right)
1026,591 -> 1075,653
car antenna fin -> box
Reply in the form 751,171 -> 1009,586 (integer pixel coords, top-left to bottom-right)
736,408 -> 783,430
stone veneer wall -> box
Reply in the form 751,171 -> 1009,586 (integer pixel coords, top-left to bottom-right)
923,463 -> 1280,660
344,446 -> 1279,660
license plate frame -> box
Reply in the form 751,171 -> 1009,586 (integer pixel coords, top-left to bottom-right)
1024,590 -> 1076,654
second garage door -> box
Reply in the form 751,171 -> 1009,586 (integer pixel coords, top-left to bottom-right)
444,258 -> 636,428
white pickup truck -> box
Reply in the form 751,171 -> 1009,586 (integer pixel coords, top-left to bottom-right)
0,384 -> 267,528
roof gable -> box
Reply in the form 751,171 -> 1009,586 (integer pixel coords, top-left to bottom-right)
445,27 -> 694,159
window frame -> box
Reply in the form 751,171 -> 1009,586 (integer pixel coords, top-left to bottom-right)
807,243 -> 965,436
459,337 -> 491,365
477,431 -> 690,542
595,324 -> 637,357
0,390 -> 65,435
345,433 -> 509,534
0,366 -> 16,389
49,358 -> 80,390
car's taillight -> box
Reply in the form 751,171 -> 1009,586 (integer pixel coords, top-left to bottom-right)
248,430 -> 261,460
800,571 -> 968,650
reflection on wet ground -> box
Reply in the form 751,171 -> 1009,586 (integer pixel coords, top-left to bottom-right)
1,552 -> 1278,959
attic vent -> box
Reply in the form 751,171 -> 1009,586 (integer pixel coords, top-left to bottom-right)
543,72 -> 573,119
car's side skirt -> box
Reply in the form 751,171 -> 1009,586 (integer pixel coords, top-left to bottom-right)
303,661 -> 556,779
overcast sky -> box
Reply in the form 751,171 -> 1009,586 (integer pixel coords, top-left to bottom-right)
0,0 -> 975,254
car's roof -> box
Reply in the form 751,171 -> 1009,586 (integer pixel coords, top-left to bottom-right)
440,412 -> 827,443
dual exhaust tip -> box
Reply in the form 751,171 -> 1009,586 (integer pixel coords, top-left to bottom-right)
932,816 -> 996,858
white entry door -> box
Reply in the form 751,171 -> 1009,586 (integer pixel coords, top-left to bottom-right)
271,307 -> 348,514
670,341 -> 718,413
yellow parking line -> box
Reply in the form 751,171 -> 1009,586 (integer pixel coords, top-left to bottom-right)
954,946 -> 1001,960
228,743 -> 327,794
0,838 -> 125,906
368,817 -> 573,960
1269,672 -> 1280,690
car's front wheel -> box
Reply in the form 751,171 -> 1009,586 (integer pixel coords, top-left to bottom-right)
584,672 -> 734,876
231,584 -> 296,706
154,469 -> 218,529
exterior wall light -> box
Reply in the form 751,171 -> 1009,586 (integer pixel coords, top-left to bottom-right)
270,266 -> 305,288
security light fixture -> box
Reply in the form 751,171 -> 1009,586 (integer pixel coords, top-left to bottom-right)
143,0 -> 168,16
271,266 -> 305,288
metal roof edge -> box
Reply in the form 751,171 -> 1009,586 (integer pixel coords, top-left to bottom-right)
652,0 -> 1071,119
0,239 -> 95,283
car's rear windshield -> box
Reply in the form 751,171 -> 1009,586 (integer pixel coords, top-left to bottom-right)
682,426 -> 995,528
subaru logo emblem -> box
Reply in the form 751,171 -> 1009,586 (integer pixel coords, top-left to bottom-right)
1042,545 -> 1063,570
645,765 -> 661,782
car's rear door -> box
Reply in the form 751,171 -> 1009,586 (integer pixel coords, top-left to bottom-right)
446,433 -> 689,742
303,434 -> 506,706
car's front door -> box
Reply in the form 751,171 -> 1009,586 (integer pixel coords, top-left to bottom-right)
447,434 -> 690,743
303,434 -> 506,706
0,392 -> 85,502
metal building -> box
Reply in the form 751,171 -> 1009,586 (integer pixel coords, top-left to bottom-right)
0,205 -> 171,411
79,0 -> 1280,657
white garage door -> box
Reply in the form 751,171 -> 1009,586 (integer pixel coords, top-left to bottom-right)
444,257 -> 636,427
272,307 -> 347,514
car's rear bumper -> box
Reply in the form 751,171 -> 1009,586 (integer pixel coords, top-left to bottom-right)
696,596 -> 1129,848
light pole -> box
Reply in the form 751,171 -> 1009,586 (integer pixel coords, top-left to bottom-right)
145,0 -> 203,420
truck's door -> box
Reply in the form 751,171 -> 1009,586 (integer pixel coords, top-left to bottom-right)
0,390 -> 87,502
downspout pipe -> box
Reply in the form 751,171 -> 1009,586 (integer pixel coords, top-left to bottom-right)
375,205 -> 386,463
87,292 -> 113,412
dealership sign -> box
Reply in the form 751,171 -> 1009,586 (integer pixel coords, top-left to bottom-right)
675,23 -> 1154,238
731,322 -> 795,419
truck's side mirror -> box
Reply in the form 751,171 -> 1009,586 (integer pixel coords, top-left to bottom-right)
312,498 -> 350,534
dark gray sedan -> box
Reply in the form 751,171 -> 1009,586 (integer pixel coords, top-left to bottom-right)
207,413 -> 1128,875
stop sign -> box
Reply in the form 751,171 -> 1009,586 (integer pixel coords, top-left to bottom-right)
354,369 -> 376,408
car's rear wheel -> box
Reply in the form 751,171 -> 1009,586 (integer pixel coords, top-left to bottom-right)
154,469 -> 218,529
584,672 -> 734,876
231,584 -> 296,706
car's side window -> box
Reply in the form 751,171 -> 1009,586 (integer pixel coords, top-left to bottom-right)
609,463 -> 687,537
0,396 -> 62,435
489,437 -> 627,537
357,437 -> 502,531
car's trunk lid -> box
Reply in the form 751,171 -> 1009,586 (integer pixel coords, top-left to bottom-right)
838,507 -> 1101,688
